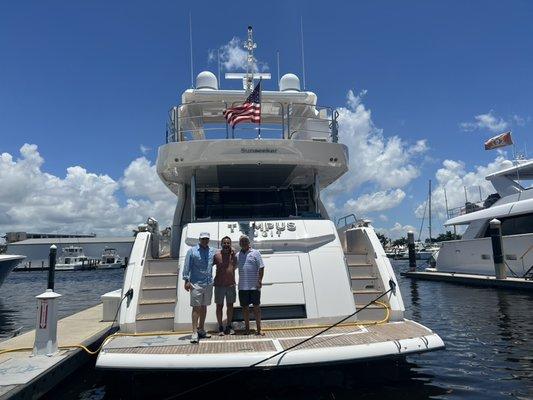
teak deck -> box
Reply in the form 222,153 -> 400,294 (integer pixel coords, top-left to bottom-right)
102,320 -> 432,356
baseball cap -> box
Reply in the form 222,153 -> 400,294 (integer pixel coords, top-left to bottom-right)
199,232 -> 210,239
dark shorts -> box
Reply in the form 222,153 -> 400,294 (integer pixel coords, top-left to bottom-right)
239,290 -> 261,306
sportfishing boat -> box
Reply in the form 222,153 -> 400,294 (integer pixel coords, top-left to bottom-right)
435,159 -> 533,277
96,27 -> 444,372
99,247 -> 123,269
0,254 -> 25,287
55,246 -> 93,271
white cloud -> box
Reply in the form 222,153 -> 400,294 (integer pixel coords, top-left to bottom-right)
460,110 -> 509,133
343,189 -> 406,215
208,37 -> 269,73
323,89 -> 427,218
0,144 -> 175,236
140,144 -> 151,155
376,222 -> 417,240
414,155 -> 513,221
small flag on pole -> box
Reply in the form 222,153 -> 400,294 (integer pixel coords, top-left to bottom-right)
484,131 -> 513,150
223,81 -> 261,128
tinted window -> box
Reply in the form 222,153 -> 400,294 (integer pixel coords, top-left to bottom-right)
484,213 -> 533,236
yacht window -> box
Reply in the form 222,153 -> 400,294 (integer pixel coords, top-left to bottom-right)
483,213 -> 533,236
195,188 -> 319,220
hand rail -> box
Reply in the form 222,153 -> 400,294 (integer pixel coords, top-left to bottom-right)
337,213 -> 357,227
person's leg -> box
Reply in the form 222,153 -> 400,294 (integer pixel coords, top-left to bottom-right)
199,305 -> 207,331
253,304 -> 262,334
226,303 -> 234,326
191,306 -> 200,334
242,305 -> 250,333
216,303 -> 223,328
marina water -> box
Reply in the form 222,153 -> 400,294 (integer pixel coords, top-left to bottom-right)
1,261 -> 531,399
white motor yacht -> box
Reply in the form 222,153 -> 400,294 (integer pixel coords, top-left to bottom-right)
435,159 -> 533,277
0,254 -> 26,287
99,247 -> 123,269
55,246 -> 93,271
96,28 -> 444,372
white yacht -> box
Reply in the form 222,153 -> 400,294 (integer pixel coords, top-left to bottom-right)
435,160 -> 533,277
96,28 -> 444,372
0,254 -> 26,287
55,246 -> 92,271
98,247 -> 123,269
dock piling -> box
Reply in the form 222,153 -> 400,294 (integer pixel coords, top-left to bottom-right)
489,219 -> 506,280
47,244 -> 57,290
407,231 -> 416,271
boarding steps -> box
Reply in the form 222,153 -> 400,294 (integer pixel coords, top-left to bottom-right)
345,253 -> 388,321
136,258 -> 179,333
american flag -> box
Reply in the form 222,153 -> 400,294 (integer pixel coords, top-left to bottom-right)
223,80 -> 261,128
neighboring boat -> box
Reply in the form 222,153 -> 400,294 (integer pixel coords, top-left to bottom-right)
96,27 -> 444,373
55,246 -> 93,271
98,247 -> 123,269
435,159 -> 533,277
0,254 -> 26,287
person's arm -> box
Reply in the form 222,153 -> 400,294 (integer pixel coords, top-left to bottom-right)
231,251 -> 238,270
183,249 -> 192,291
256,251 -> 265,288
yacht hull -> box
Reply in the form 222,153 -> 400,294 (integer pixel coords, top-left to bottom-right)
436,233 -> 533,276
0,255 -> 25,287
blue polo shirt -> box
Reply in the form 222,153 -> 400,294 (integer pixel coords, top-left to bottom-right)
182,244 -> 216,285
237,248 -> 265,290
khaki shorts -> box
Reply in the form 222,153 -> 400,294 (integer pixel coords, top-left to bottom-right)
214,285 -> 237,304
190,284 -> 213,307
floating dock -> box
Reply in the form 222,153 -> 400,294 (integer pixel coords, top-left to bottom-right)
0,304 -> 114,399
402,270 -> 533,290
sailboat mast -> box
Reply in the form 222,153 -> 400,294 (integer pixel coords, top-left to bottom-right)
428,179 -> 432,242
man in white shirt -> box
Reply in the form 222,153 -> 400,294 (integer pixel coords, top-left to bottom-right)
237,235 -> 265,335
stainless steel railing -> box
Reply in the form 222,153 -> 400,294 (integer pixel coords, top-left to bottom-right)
165,101 -> 339,143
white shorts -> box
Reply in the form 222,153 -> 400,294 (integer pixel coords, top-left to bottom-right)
190,283 -> 213,307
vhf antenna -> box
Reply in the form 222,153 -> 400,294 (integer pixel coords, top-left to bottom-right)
189,12 -> 194,88
300,16 -> 306,90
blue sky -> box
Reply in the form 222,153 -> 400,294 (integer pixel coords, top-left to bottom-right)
1,1 -> 532,238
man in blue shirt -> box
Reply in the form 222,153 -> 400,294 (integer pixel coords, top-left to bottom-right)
183,232 -> 216,343
237,235 -> 265,335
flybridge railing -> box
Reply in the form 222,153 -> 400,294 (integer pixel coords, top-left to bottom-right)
165,101 -> 339,143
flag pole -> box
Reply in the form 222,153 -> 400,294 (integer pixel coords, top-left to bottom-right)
258,78 -> 262,140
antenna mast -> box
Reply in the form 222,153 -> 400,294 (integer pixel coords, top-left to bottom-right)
189,12 -> 194,88
300,16 -> 306,90
428,179 -> 432,242
244,26 -> 257,92
276,50 -> 280,89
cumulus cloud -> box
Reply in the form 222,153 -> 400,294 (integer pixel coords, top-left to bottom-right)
323,89 -> 427,218
460,110 -> 509,133
414,155 -> 513,221
208,37 -> 269,73
376,222 -> 417,240
342,189 -> 406,215
0,144 -> 175,236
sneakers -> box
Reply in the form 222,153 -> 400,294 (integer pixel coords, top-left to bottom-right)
218,326 -> 225,336
198,329 -> 211,339
224,325 -> 235,335
190,332 -> 199,344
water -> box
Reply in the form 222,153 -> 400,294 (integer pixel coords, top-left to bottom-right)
1,262 -> 532,399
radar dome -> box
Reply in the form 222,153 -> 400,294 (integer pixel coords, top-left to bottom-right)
279,73 -> 300,92
196,71 -> 218,90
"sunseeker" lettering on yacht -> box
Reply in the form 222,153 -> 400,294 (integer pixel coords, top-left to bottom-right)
240,148 -> 278,153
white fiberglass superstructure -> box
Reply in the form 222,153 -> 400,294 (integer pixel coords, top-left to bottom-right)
436,159 -> 533,277
96,28 -> 443,371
